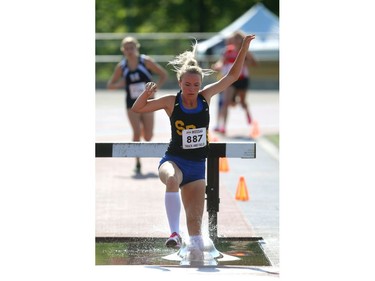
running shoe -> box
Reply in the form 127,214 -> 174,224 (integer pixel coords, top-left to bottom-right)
165,232 -> 182,248
214,127 -> 225,134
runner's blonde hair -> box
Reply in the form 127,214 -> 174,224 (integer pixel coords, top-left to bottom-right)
168,40 -> 215,81
120,36 -> 141,51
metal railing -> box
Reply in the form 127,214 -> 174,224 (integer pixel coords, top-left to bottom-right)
96,32 -> 217,40
96,32 -> 220,63
95,32 -> 279,63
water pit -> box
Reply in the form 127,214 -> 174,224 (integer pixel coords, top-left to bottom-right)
96,237 -> 271,266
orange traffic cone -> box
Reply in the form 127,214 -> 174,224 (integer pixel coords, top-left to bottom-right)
250,120 -> 260,139
219,157 -> 229,172
235,176 -> 249,201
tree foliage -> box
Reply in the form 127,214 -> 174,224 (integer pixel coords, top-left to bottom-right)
96,0 -> 279,33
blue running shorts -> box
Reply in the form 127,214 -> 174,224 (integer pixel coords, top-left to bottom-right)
159,154 -> 206,187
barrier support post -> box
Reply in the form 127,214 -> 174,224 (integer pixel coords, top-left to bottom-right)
206,156 -> 220,242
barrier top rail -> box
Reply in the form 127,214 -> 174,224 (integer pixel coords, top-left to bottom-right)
95,142 -> 256,159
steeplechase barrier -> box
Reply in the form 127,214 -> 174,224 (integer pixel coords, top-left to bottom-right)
95,141 -> 256,241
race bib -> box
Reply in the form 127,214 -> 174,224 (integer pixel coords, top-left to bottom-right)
182,127 -> 206,149
129,82 -> 146,99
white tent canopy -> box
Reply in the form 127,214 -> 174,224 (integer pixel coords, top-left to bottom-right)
197,3 -> 279,61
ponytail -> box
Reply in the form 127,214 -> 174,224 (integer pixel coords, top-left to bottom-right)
168,40 -> 215,81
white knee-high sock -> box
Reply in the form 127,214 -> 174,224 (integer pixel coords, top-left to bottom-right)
165,192 -> 181,234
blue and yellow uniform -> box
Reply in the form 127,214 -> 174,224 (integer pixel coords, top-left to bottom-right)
120,54 -> 153,108
159,91 -> 210,186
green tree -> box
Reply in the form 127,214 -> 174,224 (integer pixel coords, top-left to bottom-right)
96,0 -> 279,33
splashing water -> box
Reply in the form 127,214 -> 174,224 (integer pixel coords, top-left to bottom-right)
162,234 -> 240,266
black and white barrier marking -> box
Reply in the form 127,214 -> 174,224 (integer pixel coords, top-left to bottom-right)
95,142 -> 255,158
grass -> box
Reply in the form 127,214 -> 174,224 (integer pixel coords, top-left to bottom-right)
264,134 -> 279,148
